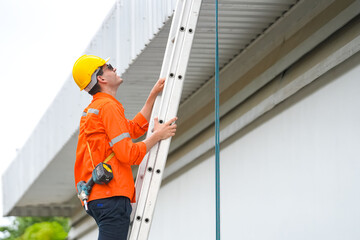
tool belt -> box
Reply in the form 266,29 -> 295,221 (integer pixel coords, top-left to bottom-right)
76,141 -> 115,210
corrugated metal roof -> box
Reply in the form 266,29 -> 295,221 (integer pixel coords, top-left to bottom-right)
119,0 -> 298,117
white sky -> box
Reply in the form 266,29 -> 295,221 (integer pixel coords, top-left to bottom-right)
0,0 -> 116,226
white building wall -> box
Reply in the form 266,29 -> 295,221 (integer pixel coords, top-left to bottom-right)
151,151 -> 215,239
149,53 -> 360,239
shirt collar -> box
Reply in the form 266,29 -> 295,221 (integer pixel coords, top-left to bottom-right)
93,92 -> 118,103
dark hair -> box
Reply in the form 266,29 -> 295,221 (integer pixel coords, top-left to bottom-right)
88,67 -> 104,96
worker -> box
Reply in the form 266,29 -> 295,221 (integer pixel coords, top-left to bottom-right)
72,55 -> 177,240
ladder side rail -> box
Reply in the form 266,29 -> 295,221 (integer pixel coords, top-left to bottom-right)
134,0 -> 195,227
137,0 -> 202,238
131,0 -> 189,223
128,0 -> 191,239
129,2 -> 193,237
131,0 -> 184,223
130,3 -> 185,232
157,0 -> 194,124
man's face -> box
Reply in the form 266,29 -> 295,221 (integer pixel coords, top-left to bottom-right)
101,63 -> 123,87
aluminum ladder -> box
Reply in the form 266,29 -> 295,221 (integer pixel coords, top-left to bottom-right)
128,0 -> 203,239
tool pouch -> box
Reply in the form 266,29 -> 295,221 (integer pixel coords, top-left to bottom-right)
92,162 -> 113,184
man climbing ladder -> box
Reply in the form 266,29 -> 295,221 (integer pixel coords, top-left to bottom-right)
72,0 -> 202,239
72,55 -> 177,240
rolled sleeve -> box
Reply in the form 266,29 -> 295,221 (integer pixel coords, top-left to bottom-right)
133,141 -> 147,165
128,112 -> 149,139
133,112 -> 149,130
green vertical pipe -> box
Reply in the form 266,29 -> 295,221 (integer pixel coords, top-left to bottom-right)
215,0 -> 221,239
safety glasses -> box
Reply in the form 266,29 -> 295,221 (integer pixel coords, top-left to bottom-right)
105,64 -> 114,71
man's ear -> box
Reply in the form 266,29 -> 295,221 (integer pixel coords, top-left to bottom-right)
97,75 -> 106,83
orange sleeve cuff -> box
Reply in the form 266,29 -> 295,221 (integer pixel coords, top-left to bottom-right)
133,112 -> 149,130
134,141 -> 147,165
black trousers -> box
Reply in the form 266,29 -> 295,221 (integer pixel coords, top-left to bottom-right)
87,196 -> 132,240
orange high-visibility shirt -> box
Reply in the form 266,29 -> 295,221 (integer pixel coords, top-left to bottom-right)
74,92 -> 148,203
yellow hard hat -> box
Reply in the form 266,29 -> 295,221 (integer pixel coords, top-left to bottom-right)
72,55 -> 110,91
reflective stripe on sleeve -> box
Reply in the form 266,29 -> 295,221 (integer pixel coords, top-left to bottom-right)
109,133 -> 131,147
88,108 -> 99,115
82,108 -> 99,117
